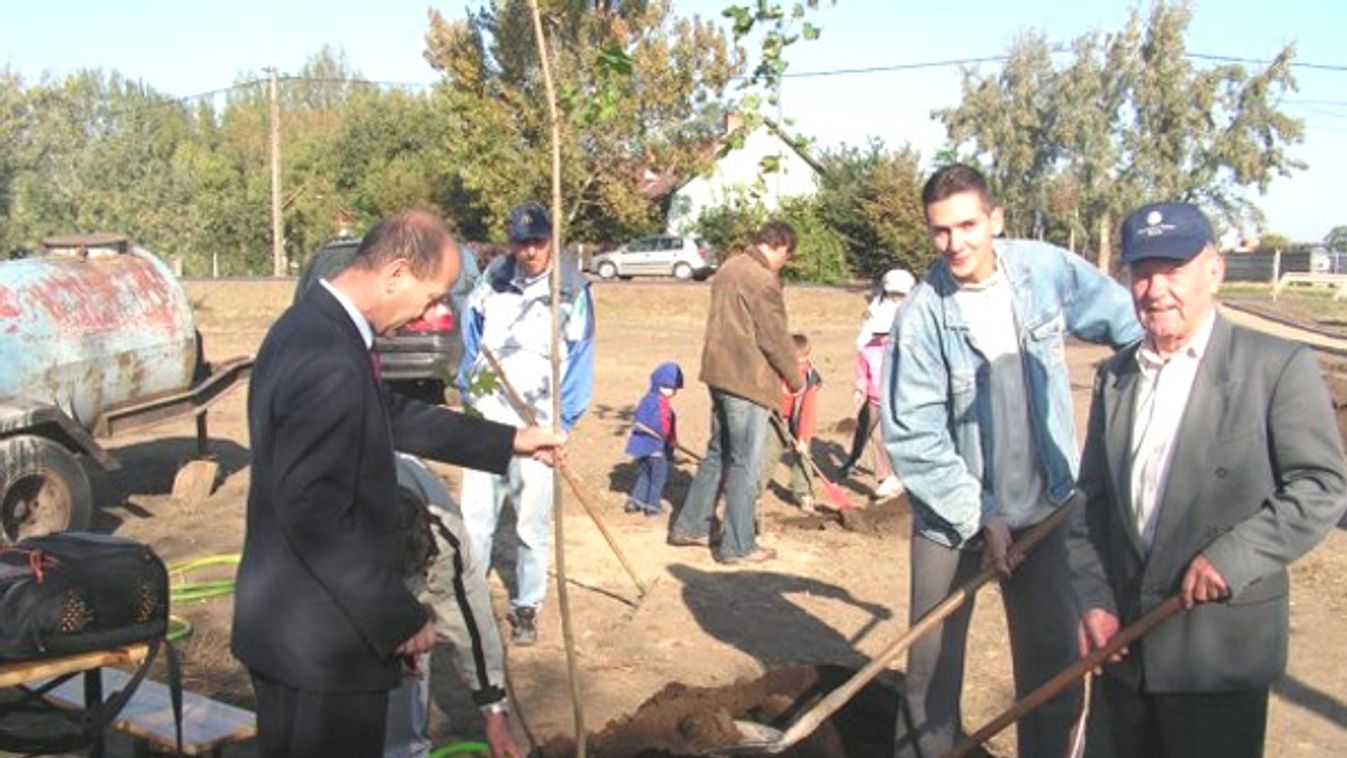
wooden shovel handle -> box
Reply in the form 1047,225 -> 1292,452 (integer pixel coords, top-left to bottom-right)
945,595 -> 1185,758
480,347 -> 648,596
767,413 -> 831,485
631,420 -> 703,462
773,505 -> 1075,749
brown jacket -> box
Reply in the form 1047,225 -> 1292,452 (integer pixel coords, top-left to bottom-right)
698,248 -> 803,409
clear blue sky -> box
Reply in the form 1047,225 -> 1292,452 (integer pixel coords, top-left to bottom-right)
3,0 -> 1342,242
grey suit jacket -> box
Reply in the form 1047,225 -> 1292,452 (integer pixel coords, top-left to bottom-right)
1067,313 -> 1347,692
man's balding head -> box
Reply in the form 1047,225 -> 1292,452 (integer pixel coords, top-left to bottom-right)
351,209 -> 458,281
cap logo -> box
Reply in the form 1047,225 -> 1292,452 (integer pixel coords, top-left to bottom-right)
1136,208 -> 1178,239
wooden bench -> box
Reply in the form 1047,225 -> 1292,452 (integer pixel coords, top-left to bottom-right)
1273,272 -> 1347,300
1,643 -> 150,757
41,667 -> 256,757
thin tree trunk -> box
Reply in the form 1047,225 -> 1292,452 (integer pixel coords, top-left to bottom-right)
526,1 -> 587,755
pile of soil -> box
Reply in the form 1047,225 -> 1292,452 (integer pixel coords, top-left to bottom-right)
772,494 -> 911,538
838,494 -> 911,538
537,664 -> 899,757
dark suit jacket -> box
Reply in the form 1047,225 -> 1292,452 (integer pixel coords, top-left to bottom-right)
1068,314 -> 1347,692
232,285 -> 516,693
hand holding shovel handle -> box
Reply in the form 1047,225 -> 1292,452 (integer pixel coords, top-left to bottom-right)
480,347 -> 649,597
944,595 -> 1185,758
767,414 -> 853,510
718,504 -> 1074,755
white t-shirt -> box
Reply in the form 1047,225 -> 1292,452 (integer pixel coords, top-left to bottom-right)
953,266 -> 1053,529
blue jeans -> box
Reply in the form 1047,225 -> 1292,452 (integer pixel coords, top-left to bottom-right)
459,457 -> 554,612
671,389 -> 768,560
383,652 -> 431,758
629,455 -> 669,511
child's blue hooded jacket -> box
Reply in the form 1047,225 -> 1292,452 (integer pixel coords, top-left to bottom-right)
625,362 -> 683,457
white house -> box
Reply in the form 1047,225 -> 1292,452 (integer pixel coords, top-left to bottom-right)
665,116 -> 821,235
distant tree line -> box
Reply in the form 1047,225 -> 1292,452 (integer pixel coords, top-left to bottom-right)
0,0 -> 1304,282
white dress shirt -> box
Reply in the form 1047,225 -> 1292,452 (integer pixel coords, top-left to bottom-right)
320,278 -> 374,349
1130,312 -> 1216,549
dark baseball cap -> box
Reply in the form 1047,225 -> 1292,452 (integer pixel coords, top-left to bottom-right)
506,201 -> 552,243
1120,202 -> 1215,265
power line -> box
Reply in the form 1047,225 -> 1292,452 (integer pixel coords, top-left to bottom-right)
779,56 -> 1009,78
1284,98 -> 1347,108
25,46 -> 1347,121
1188,53 -> 1347,72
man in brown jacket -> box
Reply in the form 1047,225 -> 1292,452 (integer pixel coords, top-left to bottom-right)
669,221 -> 804,564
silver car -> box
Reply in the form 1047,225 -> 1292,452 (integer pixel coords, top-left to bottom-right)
590,235 -> 716,281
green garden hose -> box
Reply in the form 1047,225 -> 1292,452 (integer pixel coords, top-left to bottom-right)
166,554 -> 241,642
427,742 -> 490,757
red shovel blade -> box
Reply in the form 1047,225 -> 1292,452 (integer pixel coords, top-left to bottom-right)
819,475 -> 855,510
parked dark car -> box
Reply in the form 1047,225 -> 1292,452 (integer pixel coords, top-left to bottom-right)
589,235 -> 716,280
294,237 -> 478,404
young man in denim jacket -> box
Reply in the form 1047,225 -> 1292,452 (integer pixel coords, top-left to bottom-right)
882,165 -> 1142,758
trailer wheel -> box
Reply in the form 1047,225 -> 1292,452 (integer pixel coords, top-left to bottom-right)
0,435 -> 92,544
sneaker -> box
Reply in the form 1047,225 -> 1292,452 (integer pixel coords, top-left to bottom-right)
797,495 -> 817,514
874,476 -> 903,500
509,607 -> 538,646
624,499 -> 644,514
717,546 -> 778,565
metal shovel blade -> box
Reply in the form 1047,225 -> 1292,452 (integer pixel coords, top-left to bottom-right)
696,506 -> 1075,757
694,719 -> 786,755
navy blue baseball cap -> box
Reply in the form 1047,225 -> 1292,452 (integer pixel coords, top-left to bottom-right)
506,201 -> 552,243
1120,202 -> 1215,265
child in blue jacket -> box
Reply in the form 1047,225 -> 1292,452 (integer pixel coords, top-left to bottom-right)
624,362 -> 683,516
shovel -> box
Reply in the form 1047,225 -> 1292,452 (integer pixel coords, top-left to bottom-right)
479,347 -> 651,598
768,414 -> 853,510
702,504 -> 1074,755
632,420 -> 703,462
945,594 -> 1185,758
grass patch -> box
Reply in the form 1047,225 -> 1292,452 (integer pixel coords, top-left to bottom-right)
1221,284 -> 1347,331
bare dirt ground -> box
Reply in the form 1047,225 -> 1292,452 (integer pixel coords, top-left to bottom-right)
66,280 -> 1347,756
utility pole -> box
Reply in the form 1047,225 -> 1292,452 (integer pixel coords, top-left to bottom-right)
266,67 -> 285,277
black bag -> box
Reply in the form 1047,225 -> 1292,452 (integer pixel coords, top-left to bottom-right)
0,532 -> 181,755
0,532 -> 168,659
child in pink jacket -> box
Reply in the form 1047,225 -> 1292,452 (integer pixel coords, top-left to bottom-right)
854,299 -> 902,499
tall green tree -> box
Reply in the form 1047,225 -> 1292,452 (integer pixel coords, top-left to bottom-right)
814,139 -> 929,277
939,31 -> 1058,239
936,0 -> 1303,261
424,0 -> 740,243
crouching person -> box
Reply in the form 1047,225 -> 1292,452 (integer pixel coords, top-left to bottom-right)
387,453 -> 520,758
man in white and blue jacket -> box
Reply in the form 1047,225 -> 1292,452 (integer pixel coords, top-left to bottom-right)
882,165 -> 1141,758
456,201 -> 595,646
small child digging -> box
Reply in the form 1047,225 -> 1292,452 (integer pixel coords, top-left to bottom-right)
624,361 -> 683,516
758,334 -> 822,513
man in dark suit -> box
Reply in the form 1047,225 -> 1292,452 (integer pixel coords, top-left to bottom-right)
232,209 -> 562,757
1067,201 -> 1347,757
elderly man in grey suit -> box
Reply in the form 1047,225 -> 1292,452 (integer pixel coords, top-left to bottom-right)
1067,201 -> 1347,758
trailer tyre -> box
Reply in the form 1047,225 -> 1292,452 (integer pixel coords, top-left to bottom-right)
0,435 -> 93,544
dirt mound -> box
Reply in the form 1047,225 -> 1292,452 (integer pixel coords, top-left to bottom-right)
537,664 -> 899,757
838,494 -> 911,538
770,494 -> 911,539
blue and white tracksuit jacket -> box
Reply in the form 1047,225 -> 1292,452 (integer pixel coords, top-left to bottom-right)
454,255 -> 595,612
457,255 -> 595,431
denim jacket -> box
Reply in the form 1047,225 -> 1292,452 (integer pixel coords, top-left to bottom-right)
882,239 -> 1141,547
